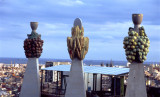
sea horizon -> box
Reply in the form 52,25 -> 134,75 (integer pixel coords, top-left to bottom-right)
0,57 -> 159,66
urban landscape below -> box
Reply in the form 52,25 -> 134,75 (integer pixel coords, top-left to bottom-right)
0,58 -> 160,97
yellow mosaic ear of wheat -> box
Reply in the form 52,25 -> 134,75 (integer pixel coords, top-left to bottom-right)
67,26 -> 89,60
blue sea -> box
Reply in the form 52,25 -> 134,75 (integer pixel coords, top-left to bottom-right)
0,57 -> 159,66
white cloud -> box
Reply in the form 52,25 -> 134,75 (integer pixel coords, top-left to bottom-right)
84,21 -> 160,40
84,21 -> 133,38
43,23 -> 69,29
38,22 -> 70,36
58,0 -> 85,6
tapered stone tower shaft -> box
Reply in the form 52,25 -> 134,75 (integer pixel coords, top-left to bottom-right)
125,14 -> 147,97
20,22 -> 43,97
65,18 -> 89,97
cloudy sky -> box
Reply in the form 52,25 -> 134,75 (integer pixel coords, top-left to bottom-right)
0,0 -> 159,62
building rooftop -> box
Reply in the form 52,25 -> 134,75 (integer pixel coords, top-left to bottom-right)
41,65 -> 129,76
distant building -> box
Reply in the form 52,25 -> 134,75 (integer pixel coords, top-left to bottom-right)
101,63 -> 104,67
44,62 -> 71,82
109,60 -> 113,67
45,62 -> 54,82
106,63 -> 109,67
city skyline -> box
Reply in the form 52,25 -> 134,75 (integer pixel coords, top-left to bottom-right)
0,0 -> 160,62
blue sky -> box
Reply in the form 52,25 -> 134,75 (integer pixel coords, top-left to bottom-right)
0,0 -> 160,62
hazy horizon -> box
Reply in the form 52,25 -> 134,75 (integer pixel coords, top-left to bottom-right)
0,57 -> 159,64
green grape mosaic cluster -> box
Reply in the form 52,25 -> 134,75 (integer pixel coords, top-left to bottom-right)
123,27 -> 150,63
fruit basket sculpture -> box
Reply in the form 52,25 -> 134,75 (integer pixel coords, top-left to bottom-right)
23,22 -> 44,58
123,14 -> 150,63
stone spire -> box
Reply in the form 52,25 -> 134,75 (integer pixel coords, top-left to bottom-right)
20,22 -> 43,97
65,18 -> 89,97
